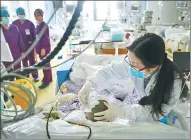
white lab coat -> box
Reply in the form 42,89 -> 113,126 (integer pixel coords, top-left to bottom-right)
87,59 -> 182,121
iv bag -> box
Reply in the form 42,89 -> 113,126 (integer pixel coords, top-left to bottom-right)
1,29 -> 13,62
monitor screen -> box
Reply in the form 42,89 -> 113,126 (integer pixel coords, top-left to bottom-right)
131,5 -> 140,12
173,52 -> 190,72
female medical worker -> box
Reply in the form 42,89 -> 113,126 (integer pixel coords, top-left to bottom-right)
34,9 -> 52,89
12,7 -> 39,82
1,9 -> 25,73
78,33 -> 189,122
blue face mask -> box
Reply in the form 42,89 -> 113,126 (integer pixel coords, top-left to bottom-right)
36,21 -> 41,25
2,17 -> 9,24
129,67 -> 144,78
18,15 -> 25,20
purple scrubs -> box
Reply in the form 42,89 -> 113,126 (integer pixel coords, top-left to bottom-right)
2,24 -> 25,72
36,21 -> 52,85
12,19 -> 38,78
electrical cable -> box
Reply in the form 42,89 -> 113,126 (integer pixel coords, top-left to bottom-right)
85,125 -> 92,139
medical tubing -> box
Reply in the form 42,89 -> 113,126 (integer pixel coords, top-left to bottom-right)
1,89 -> 18,119
3,86 -> 32,122
3,73 -> 37,106
4,1 -> 85,79
1,1 -> 63,74
1,73 -> 37,123
3,84 -> 32,115
46,106 -> 54,139
3,73 -> 37,104
66,120 -> 92,139
85,125 -> 92,139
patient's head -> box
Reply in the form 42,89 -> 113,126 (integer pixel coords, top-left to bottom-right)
84,100 -> 108,122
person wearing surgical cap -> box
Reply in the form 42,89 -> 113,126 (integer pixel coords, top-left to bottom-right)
1,9 -> 26,74
12,7 -> 39,82
34,9 -> 52,89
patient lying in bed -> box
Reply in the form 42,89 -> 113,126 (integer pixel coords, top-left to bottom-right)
59,79 -> 84,94
37,60 -> 134,121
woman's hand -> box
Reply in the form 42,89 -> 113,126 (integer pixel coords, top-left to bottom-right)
78,81 -> 92,105
94,102 -> 112,122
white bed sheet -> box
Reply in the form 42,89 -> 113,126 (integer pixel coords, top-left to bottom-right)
3,110 -> 190,139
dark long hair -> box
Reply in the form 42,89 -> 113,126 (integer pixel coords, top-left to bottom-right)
127,33 -> 189,119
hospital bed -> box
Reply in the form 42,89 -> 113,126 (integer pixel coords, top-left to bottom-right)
3,53 -> 190,139
3,109 -> 190,139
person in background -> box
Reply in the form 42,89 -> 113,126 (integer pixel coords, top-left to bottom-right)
1,9 -> 25,75
12,7 -> 39,82
34,9 -> 52,89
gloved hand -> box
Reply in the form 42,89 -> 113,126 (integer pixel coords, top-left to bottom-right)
78,80 -> 93,105
94,102 -> 132,122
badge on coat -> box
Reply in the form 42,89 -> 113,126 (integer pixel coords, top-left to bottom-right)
25,29 -> 30,35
